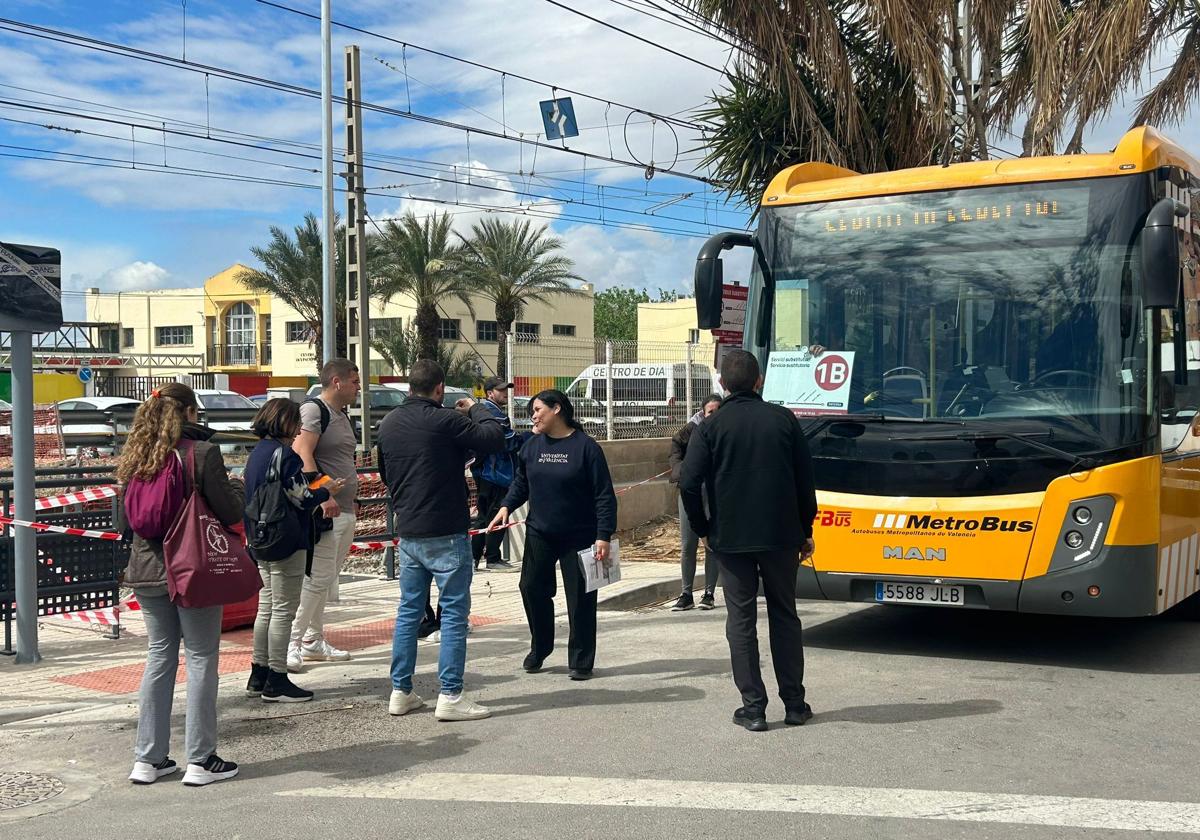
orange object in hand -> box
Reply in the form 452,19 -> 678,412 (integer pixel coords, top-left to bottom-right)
308,474 -> 332,491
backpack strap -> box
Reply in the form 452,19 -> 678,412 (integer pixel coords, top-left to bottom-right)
176,438 -> 199,495
267,443 -> 283,483
304,397 -> 331,435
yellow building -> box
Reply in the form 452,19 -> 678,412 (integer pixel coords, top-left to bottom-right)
636,297 -> 717,362
85,265 -> 596,382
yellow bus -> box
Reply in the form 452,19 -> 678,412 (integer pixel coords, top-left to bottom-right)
695,126 -> 1200,617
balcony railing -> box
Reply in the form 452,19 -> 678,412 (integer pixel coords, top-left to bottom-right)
207,343 -> 272,367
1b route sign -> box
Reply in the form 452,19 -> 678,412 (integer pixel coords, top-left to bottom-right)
761,350 -> 857,415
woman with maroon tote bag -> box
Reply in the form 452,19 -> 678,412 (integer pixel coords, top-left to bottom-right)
118,383 -> 246,787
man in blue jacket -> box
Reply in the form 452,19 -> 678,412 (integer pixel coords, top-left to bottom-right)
377,359 -> 505,722
471,376 -> 525,570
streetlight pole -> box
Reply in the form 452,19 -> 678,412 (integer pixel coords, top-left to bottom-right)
320,0 -> 336,364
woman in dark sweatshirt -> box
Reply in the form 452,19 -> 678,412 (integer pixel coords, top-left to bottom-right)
490,389 -> 617,680
242,399 -> 343,703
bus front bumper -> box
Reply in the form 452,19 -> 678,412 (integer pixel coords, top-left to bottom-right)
800,544 -> 1160,617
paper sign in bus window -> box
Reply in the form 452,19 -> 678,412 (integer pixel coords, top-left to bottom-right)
762,350 -> 857,415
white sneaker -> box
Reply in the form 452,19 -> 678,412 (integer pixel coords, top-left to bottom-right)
286,642 -> 304,674
388,689 -> 425,716
434,693 -> 491,721
181,754 -> 239,787
129,757 -> 178,785
301,637 -> 351,662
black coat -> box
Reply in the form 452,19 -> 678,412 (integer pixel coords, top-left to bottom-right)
377,396 -> 505,538
678,391 -> 817,553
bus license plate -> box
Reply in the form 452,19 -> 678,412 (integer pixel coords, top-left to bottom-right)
875,582 -> 964,606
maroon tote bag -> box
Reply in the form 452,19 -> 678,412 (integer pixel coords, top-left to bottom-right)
163,441 -> 262,609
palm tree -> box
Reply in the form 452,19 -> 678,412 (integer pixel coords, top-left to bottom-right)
456,217 -> 584,379
375,211 -> 476,362
235,212 -> 382,366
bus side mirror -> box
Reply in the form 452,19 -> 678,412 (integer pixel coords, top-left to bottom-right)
1142,197 -> 1188,308
695,232 -> 754,329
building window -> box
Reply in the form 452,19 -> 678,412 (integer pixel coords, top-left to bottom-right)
552,324 -> 576,337
224,302 -> 256,366
98,328 -> 119,352
285,321 -> 312,343
688,329 -> 700,344
476,320 -> 498,342
438,318 -> 461,340
370,317 -> 403,338
516,322 -> 540,343
155,326 -> 193,346
122,328 -> 134,348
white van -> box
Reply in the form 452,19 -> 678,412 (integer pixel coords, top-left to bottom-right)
565,363 -> 721,423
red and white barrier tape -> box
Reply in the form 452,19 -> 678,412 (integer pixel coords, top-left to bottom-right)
0,515 -> 122,540
616,469 -> 670,495
350,518 -> 525,553
7,484 -> 119,515
52,598 -> 140,628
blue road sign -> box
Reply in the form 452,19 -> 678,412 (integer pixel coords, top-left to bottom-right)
78,366 -> 93,384
539,97 -> 579,141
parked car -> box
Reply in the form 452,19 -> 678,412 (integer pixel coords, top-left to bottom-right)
381,382 -> 473,408
55,396 -> 141,455
247,394 -> 270,406
194,389 -> 258,454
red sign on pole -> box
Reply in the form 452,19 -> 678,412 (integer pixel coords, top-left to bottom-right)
711,283 -> 747,344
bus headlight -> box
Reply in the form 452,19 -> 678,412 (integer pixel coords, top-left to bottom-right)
1064,531 -> 1085,549
1073,506 -> 1093,525
1049,495 -> 1115,574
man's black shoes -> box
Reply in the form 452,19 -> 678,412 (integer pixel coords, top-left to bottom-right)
733,707 -> 768,732
785,703 -> 814,726
522,653 -> 544,673
670,593 -> 694,611
568,669 -> 593,681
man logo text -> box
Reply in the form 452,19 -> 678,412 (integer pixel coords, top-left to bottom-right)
883,546 -> 947,561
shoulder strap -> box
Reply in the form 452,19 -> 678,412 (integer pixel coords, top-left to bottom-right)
305,397 -> 331,435
176,438 -> 199,493
267,443 -> 283,482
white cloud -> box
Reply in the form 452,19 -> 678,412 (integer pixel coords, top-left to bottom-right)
97,260 -> 172,292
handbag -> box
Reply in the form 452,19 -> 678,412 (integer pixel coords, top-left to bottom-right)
163,441 -> 263,608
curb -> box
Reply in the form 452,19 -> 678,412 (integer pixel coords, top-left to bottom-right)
597,578 -> 679,611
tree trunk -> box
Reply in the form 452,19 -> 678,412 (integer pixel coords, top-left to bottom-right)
414,303 -> 439,363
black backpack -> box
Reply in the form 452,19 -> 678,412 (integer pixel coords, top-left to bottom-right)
245,446 -> 293,561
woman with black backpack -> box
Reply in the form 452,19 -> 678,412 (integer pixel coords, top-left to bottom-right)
243,399 -> 345,704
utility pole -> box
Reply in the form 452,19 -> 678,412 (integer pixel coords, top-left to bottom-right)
344,45 -> 371,453
320,0 -> 336,364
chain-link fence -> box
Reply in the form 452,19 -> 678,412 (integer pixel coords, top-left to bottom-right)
504,336 -> 723,440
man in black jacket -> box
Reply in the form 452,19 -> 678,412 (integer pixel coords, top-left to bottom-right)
377,360 -> 505,722
679,349 -> 818,732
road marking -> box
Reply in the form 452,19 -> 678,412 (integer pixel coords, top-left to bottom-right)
278,772 -> 1200,834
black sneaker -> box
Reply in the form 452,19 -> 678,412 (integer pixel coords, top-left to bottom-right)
733,707 -> 768,732
261,670 -> 314,703
244,662 -> 269,697
486,558 -> 514,570
181,754 -> 239,787
698,592 -> 716,610
568,669 -> 593,681
129,756 -> 178,785
522,653 -> 544,673
670,593 -> 695,611
784,703 -> 814,726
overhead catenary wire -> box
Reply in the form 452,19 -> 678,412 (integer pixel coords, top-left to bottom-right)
0,17 -> 715,185
252,0 -> 704,133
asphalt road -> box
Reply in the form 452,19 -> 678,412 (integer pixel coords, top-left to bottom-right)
3,599 -> 1199,838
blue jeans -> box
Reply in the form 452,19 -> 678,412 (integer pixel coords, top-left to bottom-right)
391,533 -> 473,696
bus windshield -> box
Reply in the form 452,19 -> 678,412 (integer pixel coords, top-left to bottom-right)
754,175 -> 1155,455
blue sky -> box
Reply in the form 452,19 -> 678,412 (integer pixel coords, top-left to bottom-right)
1,0 -> 1197,321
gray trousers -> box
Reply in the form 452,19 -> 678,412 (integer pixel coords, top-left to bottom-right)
135,591 -> 223,766
254,550 -> 306,672
679,495 -> 718,595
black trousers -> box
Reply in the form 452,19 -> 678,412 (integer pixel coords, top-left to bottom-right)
472,480 -> 507,564
713,547 -> 806,714
520,529 -> 597,672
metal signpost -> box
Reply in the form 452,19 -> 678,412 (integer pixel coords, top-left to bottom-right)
0,242 -> 63,664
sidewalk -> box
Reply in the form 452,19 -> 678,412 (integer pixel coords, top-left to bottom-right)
0,560 -> 678,725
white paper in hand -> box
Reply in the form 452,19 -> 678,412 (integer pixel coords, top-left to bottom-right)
578,539 -> 621,593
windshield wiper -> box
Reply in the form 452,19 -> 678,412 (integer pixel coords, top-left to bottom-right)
888,429 -> 1099,470
802,413 -> 966,438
